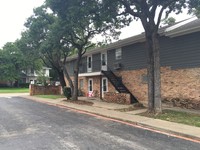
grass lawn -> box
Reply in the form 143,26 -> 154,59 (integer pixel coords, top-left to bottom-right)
0,88 -> 29,93
139,110 -> 200,127
35,95 -> 65,99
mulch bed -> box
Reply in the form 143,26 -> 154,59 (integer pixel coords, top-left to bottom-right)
114,103 -> 145,112
63,99 -> 94,106
163,98 -> 200,110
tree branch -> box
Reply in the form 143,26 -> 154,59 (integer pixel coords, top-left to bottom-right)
156,0 -> 179,29
150,0 -> 158,17
119,0 -> 140,18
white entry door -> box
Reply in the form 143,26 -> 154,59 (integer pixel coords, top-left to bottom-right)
88,79 -> 93,92
88,78 -> 93,97
102,77 -> 108,97
101,52 -> 107,71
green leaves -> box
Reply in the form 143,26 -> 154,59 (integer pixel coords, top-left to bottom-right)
0,42 -> 25,81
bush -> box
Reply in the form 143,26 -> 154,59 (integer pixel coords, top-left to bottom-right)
0,84 -> 9,87
63,87 -> 71,99
78,89 -> 83,96
19,83 -> 29,88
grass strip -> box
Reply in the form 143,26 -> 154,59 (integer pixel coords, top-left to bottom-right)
36,95 -> 65,99
0,88 -> 29,93
139,109 -> 200,127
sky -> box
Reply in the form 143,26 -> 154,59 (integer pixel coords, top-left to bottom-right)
0,0 -> 45,48
0,0 -> 193,49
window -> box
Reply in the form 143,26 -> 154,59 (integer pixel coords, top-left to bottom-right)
87,56 -> 92,72
88,56 -> 92,68
101,53 -> 106,66
79,79 -> 84,89
30,68 -> 34,74
43,69 -> 46,74
115,48 -> 122,60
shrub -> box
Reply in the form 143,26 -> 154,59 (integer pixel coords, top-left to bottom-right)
19,83 -> 29,88
78,89 -> 84,96
63,87 -> 71,99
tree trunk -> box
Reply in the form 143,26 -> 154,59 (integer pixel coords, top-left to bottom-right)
63,67 -> 74,95
146,30 -> 162,113
71,55 -> 81,100
57,70 -> 66,88
146,35 -> 154,113
152,32 -> 162,113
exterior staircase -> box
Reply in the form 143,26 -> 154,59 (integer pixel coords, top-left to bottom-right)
102,70 -> 138,103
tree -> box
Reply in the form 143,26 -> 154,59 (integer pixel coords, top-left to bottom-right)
0,42 -> 25,85
190,7 -> 200,18
0,41 -> 42,86
162,17 -> 176,26
101,0 -> 200,113
46,0 -> 122,100
24,6 -> 71,88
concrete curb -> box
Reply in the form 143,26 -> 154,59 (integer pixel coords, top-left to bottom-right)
20,95 -> 200,143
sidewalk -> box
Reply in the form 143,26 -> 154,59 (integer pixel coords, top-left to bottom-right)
20,95 -> 200,142
0,93 -> 29,97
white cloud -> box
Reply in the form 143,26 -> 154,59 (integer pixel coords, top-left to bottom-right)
0,1 -> 193,48
0,0 -> 45,48
119,9 -> 192,40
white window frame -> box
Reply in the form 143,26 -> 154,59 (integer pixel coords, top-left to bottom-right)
115,48 -> 122,60
101,52 -> 107,71
79,79 -> 84,90
87,55 -> 92,72
102,77 -> 108,92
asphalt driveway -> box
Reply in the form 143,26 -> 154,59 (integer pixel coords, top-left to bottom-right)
0,96 -> 199,150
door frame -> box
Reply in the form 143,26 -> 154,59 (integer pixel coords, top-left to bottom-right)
101,52 -> 107,71
87,55 -> 92,72
101,77 -> 108,97
88,78 -> 93,92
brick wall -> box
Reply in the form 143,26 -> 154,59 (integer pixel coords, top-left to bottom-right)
87,76 -> 101,97
29,84 -> 62,95
64,66 -> 200,106
104,92 -> 131,104
116,67 -> 200,105
115,69 -> 148,104
65,75 -> 101,97
161,67 -> 200,101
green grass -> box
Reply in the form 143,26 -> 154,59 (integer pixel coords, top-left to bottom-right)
0,88 -> 29,93
139,110 -> 200,127
36,95 -> 65,99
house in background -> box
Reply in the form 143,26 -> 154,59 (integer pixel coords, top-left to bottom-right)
21,67 -> 51,84
0,67 -> 51,87
65,17 -> 200,105
0,81 -> 9,87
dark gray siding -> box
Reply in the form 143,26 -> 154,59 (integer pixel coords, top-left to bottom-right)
108,31 -> 200,71
107,49 -> 116,70
107,42 -> 147,71
66,57 -> 87,76
67,31 -> 200,74
66,53 -> 102,75
66,60 -> 75,76
92,53 -> 101,72
79,57 -> 87,73
160,32 -> 200,69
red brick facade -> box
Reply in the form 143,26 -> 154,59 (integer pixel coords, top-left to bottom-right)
115,67 -> 200,105
29,84 -> 62,96
104,92 -> 131,104
65,67 -> 200,106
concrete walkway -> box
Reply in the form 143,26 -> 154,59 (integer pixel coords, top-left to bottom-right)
20,95 -> 200,142
0,93 -> 29,97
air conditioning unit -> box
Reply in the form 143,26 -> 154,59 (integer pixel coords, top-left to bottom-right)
114,63 -> 122,70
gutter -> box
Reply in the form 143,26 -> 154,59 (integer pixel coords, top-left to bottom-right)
165,26 -> 200,37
